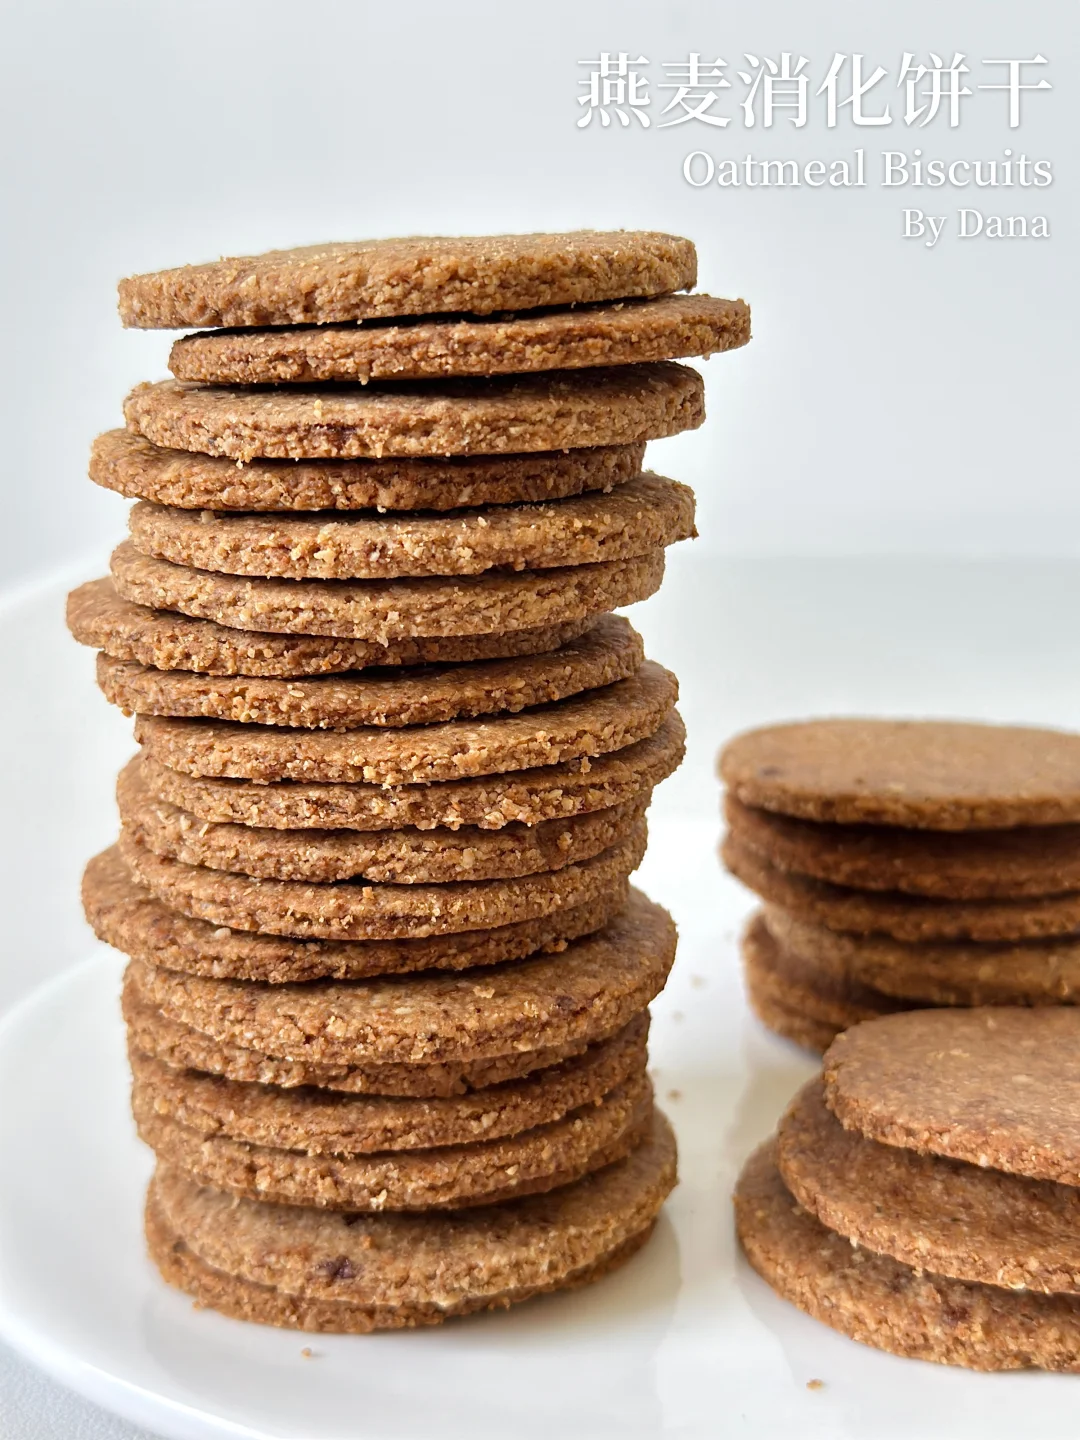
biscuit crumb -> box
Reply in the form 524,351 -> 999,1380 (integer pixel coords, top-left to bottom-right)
690,974 -> 706,988
667,1088 -> 682,1102
806,1378 -> 824,1391
300,1347 -> 314,1359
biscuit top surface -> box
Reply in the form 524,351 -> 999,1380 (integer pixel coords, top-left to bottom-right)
719,718 -> 1080,830
118,231 -> 698,329
823,1007 -> 1080,1183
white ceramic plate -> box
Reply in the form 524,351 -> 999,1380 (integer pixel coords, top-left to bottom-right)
0,825 -> 1075,1440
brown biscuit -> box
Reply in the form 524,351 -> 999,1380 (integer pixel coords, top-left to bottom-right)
128,1016 -> 647,1153
119,822 -> 646,940
741,912 -> 900,1037
123,974 -> 615,1097
122,365 -> 704,462
118,231 -> 698,327
169,294 -> 749,384
117,759 -> 647,886
110,540 -> 666,641
85,846 -> 627,982
126,889 -> 675,1065
68,578 -> 596,678
137,713 -> 685,832
778,1080 -> 1080,1295
145,1111 -> 677,1332
723,832 -> 1080,942
726,794 -> 1080,901
720,717 -> 1080,830
735,1140 -> 1080,1372
95,614 -> 644,729
127,475 -> 696,581
824,1008 -> 1080,1185
90,430 -> 646,513
742,976 -> 841,1056
764,906 -> 1080,1007
134,1075 -> 652,1211
132,662 -> 677,786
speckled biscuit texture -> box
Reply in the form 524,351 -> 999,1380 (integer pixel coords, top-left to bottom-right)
145,1110 -> 677,1331
69,578 -> 596,678
169,294 -> 749,385
133,662 -> 677,786
117,758 -> 647,886
741,912 -> 900,1040
720,718 -> 1080,830
823,1008 -> 1080,1185
725,794 -> 1080,901
126,889 -> 676,1066
119,820 -> 647,939
110,541 -> 667,642
123,974 -> 619,1098
135,1074 -> 652,1211
85,846 -> 628,982
763,906 -> 1080,1007
123,365 -> 705,463
90,430 -> 647,513
735,1140 -> 1080,1372
722,832 -> 1080,942
96,613 -> 645,729
128,1016 -> 648,1153
778,1080 -> 1080,1295
127,474 -> 696,580
119,231 -> 699,328
137,713 -> 685,833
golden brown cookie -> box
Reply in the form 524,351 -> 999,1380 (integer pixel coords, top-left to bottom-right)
117,758 -> 646,886
122,972 -> 629,1098
145,1110 -> 677,1332
741,912 -> 900,1042
110,540 -> 666,642
126,889 -> 675,1066
68,578 -> 597,678
133,662 -> 677,786
720,718 -> 1080,830
135,1073 -> 652,1211
169,294 -> 748,384
95,613 -> 644,729
824,1008 -> 1080,1185
119,819 -> 646,939
123,365 -> 704,462
726,794 -> 1080,900
723,832 -> 1080,942
118,231 -> 698,327
741,976 -> 841,1056
127,475 -> 696,580
128,1017 -> 647,1153
764,906 -> 1080,1007
137,713 -> 684,832
778,1079 -> 1080,1295
85,846 -> 628,982
735,1140 -> 1080,1372
90,430 -> 646,513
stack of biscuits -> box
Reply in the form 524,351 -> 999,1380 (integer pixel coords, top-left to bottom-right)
719,718 -> 1080,1052
68,232 -> 752,1330
736,1006 -> 1080,1371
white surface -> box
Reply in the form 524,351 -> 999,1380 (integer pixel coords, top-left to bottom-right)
7,557 -> 1080,1436
1,0 -> 1078,589
3,836 -> 1078,1440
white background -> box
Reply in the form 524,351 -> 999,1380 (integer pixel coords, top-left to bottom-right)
0,1 -> 1077,1437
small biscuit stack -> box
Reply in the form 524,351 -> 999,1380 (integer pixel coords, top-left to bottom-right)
69,232 -> 751,1329
737,1007 -> 1080,1371
719,718 -> 1080,1052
